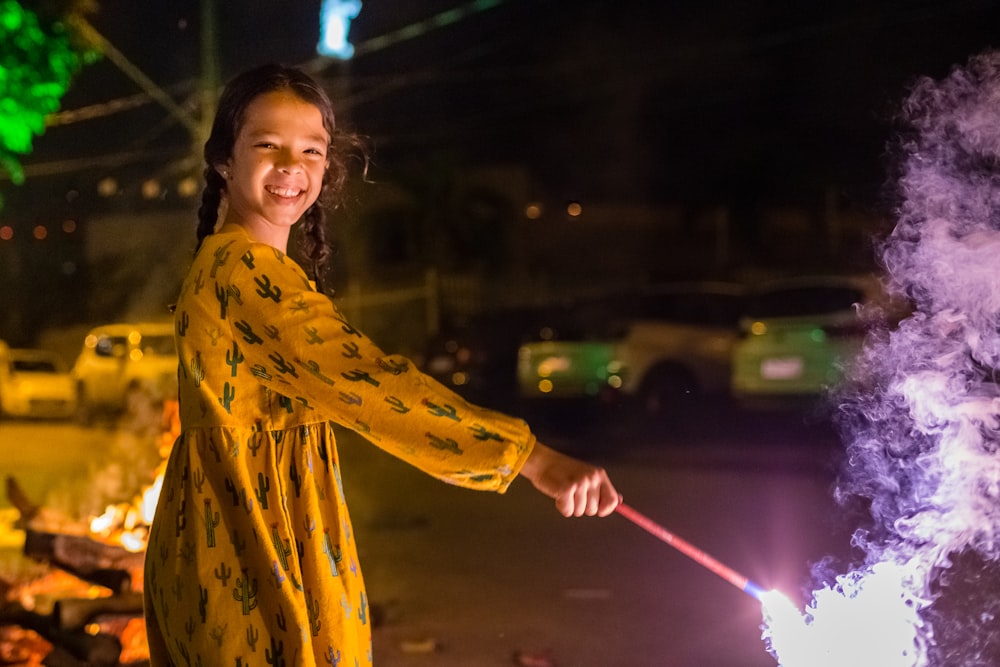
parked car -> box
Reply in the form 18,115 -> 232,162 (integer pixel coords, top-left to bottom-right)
0,348 -> 77,419
71,321 -> 178,422
517,283 -> 748,418
729,274 -> 892,404
420,304 -> 579,410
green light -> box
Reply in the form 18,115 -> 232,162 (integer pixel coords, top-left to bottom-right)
810,328 -> 826,343
0,0 -> 96,186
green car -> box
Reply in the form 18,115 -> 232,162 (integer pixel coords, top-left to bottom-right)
730,275 -> 886,403
517,283 -> 747,415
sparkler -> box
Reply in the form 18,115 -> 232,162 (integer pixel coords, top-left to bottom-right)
615,502 -> 766,601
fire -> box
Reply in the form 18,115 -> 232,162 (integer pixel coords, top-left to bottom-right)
760,560 -> 930,667
87,463 -> 164,553
86,398 -> 176,553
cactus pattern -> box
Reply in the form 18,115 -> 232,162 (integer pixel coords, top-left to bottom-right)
219,382 -> 235,413
203,499 -> 220,547
385,396 -> 410,413
322,530 -> 342,577
193,467 -> 206,493
190,351 -> 206,387
235,320 -> 264,345
214,561 -> 233,586
341,369 -> 379,386
146,228 -> 535,667
198,584 -> 209,622
265,635 -> 285,667
306,589 -> 322,637
233,569 -> 258,616
470,424 -> 503,441
255,472 -> 270,509
270,523 -> 292,572
226,342 -> 245,376
425,432 -> 464,455
423,399 -> 461,421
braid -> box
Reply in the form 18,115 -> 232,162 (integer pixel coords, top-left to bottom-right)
299,204 -> 334,294
195,168 -> 225,253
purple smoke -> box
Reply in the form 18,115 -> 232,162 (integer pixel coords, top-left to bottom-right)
830,50 -> 1000,666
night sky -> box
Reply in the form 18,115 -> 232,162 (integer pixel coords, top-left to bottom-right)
21,0 -> 1000,211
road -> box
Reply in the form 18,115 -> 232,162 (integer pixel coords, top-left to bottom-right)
0,401 -> 854,666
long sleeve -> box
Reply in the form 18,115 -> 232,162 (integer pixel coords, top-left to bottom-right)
216,239 -> 535,492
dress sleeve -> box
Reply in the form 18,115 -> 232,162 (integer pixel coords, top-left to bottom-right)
222,242 -> 535,493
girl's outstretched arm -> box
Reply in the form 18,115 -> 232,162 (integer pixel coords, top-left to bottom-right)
519,442 -> 620,518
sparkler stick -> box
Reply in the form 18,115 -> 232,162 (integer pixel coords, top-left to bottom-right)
615,502 -> 765,601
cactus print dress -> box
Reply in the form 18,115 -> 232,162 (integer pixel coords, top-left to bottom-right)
143,226 -> 536,666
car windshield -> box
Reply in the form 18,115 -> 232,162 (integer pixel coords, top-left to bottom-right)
745,286 -> 865,318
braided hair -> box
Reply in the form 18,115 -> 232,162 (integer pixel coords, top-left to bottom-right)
195,63 -> 363,294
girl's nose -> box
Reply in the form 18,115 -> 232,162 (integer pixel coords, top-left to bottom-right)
276,150 -> 302,173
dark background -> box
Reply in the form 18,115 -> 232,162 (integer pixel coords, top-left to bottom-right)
20,0 -> 1000,207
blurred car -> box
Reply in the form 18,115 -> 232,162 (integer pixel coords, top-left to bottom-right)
420,304 -> 587,410
0,348 -> 77,419
730,274 -> 888,403
71,321 -> 178,422
517,283 -> 747,417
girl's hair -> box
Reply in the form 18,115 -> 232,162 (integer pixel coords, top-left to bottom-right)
195,63 -> 364,293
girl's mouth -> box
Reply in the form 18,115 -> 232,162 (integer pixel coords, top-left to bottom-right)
265,184 -> 303,198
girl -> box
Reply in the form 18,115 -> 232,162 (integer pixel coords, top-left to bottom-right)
143,63 -> 619,666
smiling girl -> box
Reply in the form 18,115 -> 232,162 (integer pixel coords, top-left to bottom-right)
142,64 -> 619,667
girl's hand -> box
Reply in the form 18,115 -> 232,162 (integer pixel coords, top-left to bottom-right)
519,442 -> 621,517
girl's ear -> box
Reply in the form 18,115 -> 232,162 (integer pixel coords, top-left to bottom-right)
215,162 -> 232,181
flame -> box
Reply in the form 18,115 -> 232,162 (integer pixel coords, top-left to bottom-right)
86,399 -> 177,553
760,560 -> 930,667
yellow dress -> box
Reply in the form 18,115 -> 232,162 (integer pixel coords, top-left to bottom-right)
144,227 -> 535,666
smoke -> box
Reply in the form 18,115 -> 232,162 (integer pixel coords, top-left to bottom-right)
831,50 -> 1000,666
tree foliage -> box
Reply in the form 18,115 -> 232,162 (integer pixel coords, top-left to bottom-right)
0,0 -> 97,185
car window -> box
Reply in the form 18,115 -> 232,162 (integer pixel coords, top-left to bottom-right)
96,335 -> 128,357
746,286 -> 865,318
613,290 -> 746,328
11,358 -> 58,373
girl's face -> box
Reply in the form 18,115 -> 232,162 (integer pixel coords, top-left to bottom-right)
220,89 -> 330,244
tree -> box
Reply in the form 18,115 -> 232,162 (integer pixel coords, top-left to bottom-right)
0,0 -> 97,194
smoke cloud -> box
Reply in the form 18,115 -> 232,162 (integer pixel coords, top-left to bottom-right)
835,50 -> 1000,666
764,51 -> 1000,667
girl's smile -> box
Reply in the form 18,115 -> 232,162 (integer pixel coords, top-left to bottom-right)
219,89 -> 330,250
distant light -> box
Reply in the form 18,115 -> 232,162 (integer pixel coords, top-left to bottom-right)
65,189 -> 79,202
33,225 -> 47,240
608,375 -> 623,389
62,219 -> 76,233
177,176 -> 199,198
566,201 -> 582,217
97,177 -> 118,197
750,321 -> 767,336
451,371 -> 468,386
0,225 -> 12,241
538,379 -> 553,393
524,203 -> 543,219
142,179 -> 162,199
62,261 -> 77,275
317,0 -> 361,60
